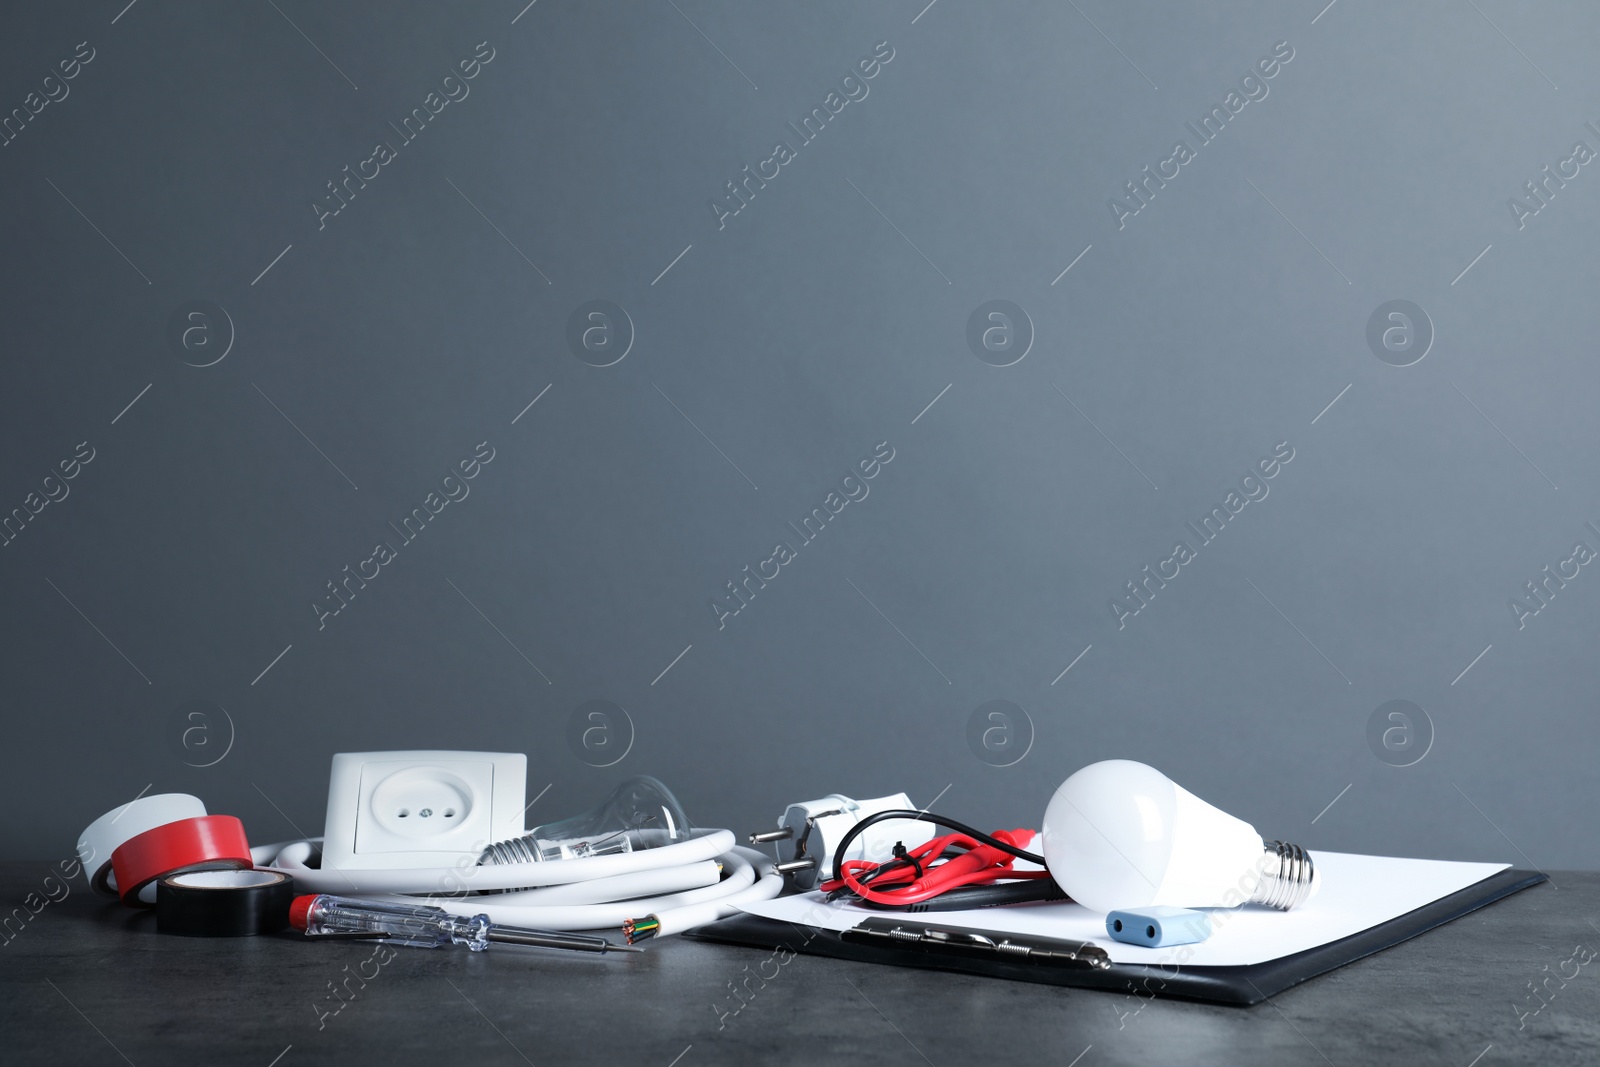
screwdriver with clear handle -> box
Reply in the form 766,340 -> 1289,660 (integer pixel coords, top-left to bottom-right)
289,893 -> 643,953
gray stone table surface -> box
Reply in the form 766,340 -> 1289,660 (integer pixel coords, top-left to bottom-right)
2,862 -> 1597,1066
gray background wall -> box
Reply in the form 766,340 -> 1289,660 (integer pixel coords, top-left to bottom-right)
3,0 -> 1594,873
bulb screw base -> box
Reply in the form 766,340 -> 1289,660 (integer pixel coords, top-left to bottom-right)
1247,840 -> 1317,910
478,835 -> 541,866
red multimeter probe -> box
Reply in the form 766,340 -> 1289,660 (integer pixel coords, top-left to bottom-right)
820,828 -> 1052,907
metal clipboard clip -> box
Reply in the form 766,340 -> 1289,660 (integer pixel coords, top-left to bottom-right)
842,917 -> 1111,970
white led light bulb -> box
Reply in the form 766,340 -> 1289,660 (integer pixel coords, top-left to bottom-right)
1041,760 -> 1318,914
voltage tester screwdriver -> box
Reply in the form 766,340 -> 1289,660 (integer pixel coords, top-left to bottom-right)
291,893 -> 643,953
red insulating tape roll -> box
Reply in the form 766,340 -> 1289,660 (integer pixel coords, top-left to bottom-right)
110,815 -> 252,907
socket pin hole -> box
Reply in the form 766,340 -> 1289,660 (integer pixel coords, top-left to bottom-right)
1112,920 -> 1122,932
397,809 -> 409,818
445,809 -> 455,817
1146,926 -> 1156,939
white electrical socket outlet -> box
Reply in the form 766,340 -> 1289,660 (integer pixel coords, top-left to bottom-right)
320,751 -> 527,871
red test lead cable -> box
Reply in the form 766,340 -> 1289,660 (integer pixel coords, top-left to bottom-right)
110,815 -> 253,907
821,827 -> 1053,908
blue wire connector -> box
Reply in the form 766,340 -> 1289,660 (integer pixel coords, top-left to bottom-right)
1105,905 -> 1212,948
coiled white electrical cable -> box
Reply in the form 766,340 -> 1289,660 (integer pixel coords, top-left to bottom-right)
253,829 -> 783,937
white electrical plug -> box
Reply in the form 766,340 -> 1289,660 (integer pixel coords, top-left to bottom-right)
320,751 -> 527,872
749,792 -> 936,890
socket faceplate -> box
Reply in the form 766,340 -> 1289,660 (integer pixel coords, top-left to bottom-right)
321,750 -> 527,871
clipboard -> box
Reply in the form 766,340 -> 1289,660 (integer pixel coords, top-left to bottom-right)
686,868 -> 1546,1005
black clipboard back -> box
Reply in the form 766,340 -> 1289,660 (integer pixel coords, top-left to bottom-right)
685,869 -> 1547,1006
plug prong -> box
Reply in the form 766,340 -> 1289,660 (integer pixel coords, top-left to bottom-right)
749,827 -> 793,844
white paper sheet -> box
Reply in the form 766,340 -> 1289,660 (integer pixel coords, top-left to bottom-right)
738,851 -> 1510,966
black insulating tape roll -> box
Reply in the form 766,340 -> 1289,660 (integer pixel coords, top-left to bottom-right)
156,869 -> 295,936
